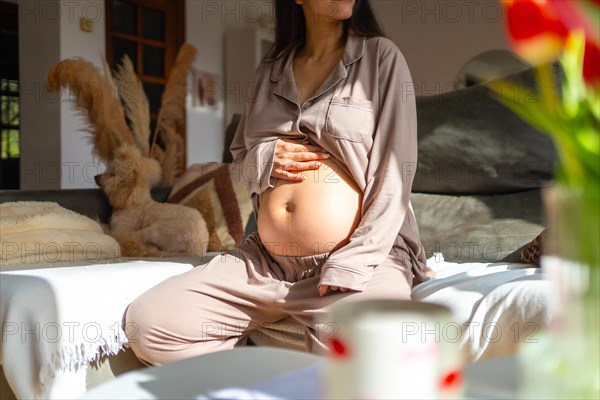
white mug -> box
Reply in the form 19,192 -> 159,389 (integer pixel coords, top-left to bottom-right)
322,299 -> 464,399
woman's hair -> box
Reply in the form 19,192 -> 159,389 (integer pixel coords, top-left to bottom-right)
264,0 -> 385,62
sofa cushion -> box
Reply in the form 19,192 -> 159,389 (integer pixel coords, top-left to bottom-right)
168,163 -> 253,252
414,66 -> 558,194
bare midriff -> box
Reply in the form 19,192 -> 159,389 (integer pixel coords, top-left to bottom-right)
258,158 -> 362,256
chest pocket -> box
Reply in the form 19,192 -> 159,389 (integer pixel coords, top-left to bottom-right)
325,97 -> 374,142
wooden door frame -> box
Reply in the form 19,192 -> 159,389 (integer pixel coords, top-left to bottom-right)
104,0 -> 186,167
104,0 -> 186,75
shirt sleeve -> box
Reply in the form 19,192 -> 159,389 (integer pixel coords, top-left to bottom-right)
319,47 -> 418,292
229,103 -> 279,197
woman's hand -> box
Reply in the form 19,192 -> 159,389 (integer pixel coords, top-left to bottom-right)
272,138 -> 330,181
318,285 -> 351,297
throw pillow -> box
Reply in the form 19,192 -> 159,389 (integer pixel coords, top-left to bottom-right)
411,189 -> 546,263
168,163 -> 253,252
414,65 -> 558,194
519,229 -> 546,267
0,201 -> 121,267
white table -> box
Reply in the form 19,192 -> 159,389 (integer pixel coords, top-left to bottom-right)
83,347 -> 519,399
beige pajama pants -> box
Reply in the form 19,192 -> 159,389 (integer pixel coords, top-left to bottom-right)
125,232 -> 413,365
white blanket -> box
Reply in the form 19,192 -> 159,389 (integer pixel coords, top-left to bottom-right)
0,261 -> 194,399
413,255 -> 553,361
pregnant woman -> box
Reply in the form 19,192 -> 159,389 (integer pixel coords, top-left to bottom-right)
126,0 -> 431,365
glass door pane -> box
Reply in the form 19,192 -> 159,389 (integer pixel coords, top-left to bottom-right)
143,45 -> 165,77
142,7 -> 165,41
111,0 -> 137,36
143,82 -> 165,115
112,38 -> 138,70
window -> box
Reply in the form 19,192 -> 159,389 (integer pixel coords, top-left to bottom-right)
0,0 -> 20,189
0,79 -> 19,159
105,0 -> 185,168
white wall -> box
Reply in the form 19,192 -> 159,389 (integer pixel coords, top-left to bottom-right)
185,0 -> 228,166
59,0 -> 106,189
18,0 -> 61,190
372,0 -> 510,95
19,0 -> 105,189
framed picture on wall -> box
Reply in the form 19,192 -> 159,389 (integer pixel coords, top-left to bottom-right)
193,70 -> 221,110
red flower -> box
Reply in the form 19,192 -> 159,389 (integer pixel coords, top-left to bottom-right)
504,0 -> 568,64
546,0 -> 599,43
503,0 -> 600,86
583,40 -> 600,86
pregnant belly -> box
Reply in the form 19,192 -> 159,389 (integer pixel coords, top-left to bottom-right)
257,159 -> 362,256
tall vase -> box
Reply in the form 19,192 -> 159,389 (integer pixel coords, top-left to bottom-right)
520,184 -> 600,399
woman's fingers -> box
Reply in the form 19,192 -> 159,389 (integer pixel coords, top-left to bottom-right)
318,285 -> 351,296
289,151 -> 330,162
275,147 -> 330,162
272,168 -> 306,181
272,139 -> 329,182
278,160 -> 323,171
276,140 -> 330,159
278,139 -> 323,153
330,286 -> 349,292
271,160 -> 324,182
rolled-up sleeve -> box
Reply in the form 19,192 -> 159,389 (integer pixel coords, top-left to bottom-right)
230,103 -> 279,197
319,48 -> 418,291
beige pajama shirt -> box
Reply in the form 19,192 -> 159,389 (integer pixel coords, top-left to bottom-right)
126,34 -> 431,365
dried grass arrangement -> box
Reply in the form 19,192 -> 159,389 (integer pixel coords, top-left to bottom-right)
46,44 -> 209,258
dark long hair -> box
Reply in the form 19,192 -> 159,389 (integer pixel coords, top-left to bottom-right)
264,0 -> 385,62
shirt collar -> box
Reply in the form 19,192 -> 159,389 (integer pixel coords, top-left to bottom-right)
270,34 -> 366,82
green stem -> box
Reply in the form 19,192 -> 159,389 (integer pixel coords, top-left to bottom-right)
535,63 -> 561,114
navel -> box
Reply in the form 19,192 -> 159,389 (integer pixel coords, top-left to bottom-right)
284,201 -> 296,213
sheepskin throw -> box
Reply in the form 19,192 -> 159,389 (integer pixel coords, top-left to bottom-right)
168,163 -> 253,252
1,201 -> 121,267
